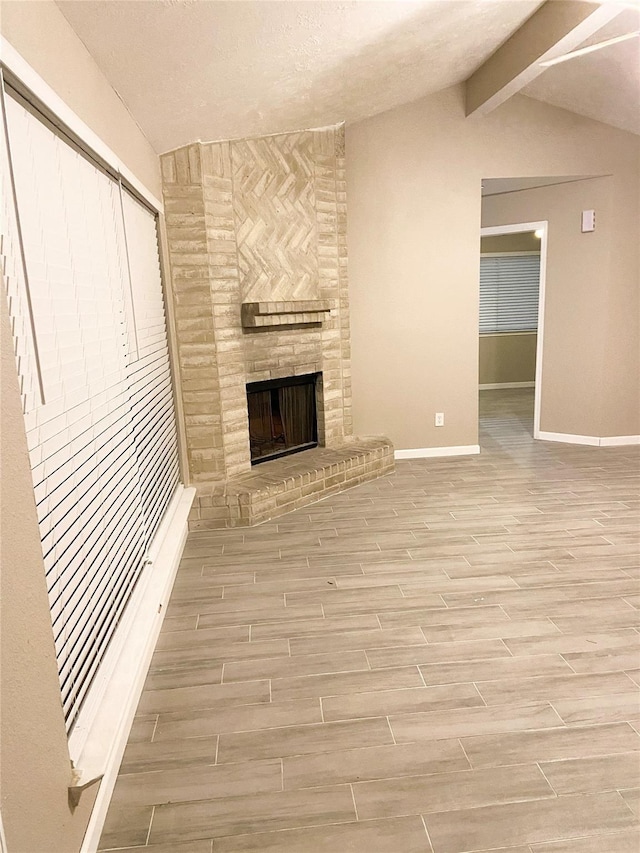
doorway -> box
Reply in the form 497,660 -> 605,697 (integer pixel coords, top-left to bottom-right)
479,221 -> 548,441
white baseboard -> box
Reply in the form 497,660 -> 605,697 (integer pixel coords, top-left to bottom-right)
76,484 -> 195,853
395,445 -> 480,459
538,431 -> 640,447
479,382 -> 535,390
598,435 -> 640,447
537,431 -> 601,446
0,812 -> 7,853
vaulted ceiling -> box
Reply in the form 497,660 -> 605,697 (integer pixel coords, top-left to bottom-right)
523,6 -> 640,135
56,0 -> 639,153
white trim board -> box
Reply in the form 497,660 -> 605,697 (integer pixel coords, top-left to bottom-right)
0,38 -> 162,212
395,445 -> 480,459
538,432 -> 640,447
76,485 -> 195,853
479,382 -> 535,390
480,223 -> 547,236
600,435 -> 640,447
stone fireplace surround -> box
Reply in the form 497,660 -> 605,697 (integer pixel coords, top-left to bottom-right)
161,125 -> 393,529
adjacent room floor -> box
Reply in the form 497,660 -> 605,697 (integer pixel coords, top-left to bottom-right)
99,389 -> 640,853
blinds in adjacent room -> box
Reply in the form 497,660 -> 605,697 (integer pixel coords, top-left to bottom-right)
479,253 -> 540,334
2,88 -> 179,731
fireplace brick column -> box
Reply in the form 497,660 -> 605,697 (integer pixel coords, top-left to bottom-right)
201,142 -> 251,478
161,144 -> 226,482
161,125 -> 355,487
336,127 -> 354,438
315,125 -> 354,445
162,143 -> 251,482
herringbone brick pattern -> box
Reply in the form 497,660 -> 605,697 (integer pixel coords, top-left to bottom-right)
231,134 -> 319,303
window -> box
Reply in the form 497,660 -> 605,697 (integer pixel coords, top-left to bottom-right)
479,253 -> 540,334
2,88 -> 180,732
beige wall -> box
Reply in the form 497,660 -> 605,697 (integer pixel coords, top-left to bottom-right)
346,87 -> 640,449
1,289 -> 98,852
482,177 -> 627,436
480,232 -> 539,253
0,3 -> 162,851
0,0 -> 161,198
479,333 -> 537,386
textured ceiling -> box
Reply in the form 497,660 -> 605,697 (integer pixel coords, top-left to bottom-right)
55,0 -> 639,153
56,0 -> 543,152
523,7 -> 640,136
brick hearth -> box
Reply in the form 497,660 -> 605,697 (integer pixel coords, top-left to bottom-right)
188,438 -> 394,530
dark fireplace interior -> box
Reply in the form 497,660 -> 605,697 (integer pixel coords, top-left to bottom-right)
247,373 -> 320,464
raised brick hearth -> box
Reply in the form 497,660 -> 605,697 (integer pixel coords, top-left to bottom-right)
161,125 -> 393,527
189,438 -> 394,530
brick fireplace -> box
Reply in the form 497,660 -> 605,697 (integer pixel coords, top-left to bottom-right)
161,125 -> 393,529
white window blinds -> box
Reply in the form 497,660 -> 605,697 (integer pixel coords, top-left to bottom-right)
2,90 -> 180,731
0,89 -> 41,413
121,191 -> 180,551
479,254 -> 540,334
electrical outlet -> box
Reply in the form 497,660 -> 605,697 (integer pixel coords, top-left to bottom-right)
435,412 -> 444,427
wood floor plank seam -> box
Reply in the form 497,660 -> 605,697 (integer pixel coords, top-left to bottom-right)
536,761 -> 561,797
420,814 -> 436,853
98,390 -> 640,852
145,805 -> 155,846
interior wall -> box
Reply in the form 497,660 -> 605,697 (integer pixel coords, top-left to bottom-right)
480,232 -> 540,253
483,178 -> 616,436
1,288 -> 98,853
0,4 -> 163,851
479,334 -> 537,386
600,166 -> 640,438
346,87 -> 640,449
0,0 -> 161,198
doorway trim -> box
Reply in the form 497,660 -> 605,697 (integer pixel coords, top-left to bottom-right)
480,220 -> 548,440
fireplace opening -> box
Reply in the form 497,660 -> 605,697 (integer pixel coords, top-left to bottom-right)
247,373 -> 320,464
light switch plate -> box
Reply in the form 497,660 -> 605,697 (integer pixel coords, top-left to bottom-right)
581,209 -> 595,232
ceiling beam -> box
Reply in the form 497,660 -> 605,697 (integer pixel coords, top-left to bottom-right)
465,0 -> 622,117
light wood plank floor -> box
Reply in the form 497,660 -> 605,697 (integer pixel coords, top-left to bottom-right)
99,389 -> 640,853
